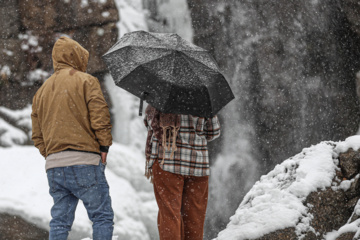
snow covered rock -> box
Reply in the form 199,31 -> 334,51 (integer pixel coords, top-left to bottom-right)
0,105 -> 32,147
215,136 -> 360,240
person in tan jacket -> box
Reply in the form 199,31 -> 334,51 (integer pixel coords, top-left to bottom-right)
31,36 -> 114,240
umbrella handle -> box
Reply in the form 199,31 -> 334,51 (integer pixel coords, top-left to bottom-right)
139,92 -> 149,116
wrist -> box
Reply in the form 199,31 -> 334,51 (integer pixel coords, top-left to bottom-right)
100,146 -> 109,153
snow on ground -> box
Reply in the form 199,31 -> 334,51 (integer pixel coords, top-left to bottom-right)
215,135 -> 360,240
0,143 -> 158,240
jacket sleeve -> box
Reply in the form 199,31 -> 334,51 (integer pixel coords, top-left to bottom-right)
204,115 -> 221,142
85,77 -> 112,148
31,95 -> 46,157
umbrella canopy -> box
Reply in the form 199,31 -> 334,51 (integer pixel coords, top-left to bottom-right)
102,30 -> 235,118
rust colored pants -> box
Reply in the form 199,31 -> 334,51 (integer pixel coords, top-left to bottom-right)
152,161 -> 209,240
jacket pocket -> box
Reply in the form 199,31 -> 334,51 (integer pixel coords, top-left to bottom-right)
72,165 -> 97,188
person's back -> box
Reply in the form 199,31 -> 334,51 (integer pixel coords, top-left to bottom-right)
144,105 -> 220,240
32,36 -> 112,159
31,36 -> 114,240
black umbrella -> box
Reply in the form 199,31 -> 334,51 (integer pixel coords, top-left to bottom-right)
102,30 -> 235,118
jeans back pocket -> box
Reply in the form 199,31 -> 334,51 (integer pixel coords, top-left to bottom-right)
71,165 -> 97,188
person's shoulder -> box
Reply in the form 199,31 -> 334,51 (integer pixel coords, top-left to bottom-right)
75,71 -> 100,86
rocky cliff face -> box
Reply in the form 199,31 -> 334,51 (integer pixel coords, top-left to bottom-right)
187,0 -> 360,238
0,0 -> 119,110
0,0 -> 119,146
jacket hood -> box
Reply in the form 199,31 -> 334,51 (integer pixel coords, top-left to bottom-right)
52,37 -> 89,72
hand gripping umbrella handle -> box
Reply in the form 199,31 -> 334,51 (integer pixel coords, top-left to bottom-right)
139,92 -> 149,116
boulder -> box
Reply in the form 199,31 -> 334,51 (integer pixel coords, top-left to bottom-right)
339,149 -> 360,179
0,213 -> 48,240
258,148 -> 360,239
215,141 -> 360,240
304,188 -> 354,237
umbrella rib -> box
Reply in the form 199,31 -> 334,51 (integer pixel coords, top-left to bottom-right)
177,52 -> 219,82
105,45 -> 208,56
177,52 -> 217,116
179,51 -> 220,71
113,51 -> 175,83
129,45 -> 208,53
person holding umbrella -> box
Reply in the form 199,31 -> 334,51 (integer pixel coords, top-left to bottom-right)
144,104 -> 221,240
102,30 -> 233,240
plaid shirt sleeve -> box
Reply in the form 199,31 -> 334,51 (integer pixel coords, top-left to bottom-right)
204,115 -> 221,142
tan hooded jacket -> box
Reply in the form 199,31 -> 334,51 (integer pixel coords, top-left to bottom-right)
31,37 -> 112,157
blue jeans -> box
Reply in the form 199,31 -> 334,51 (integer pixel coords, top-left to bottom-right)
46,162 -> 114,240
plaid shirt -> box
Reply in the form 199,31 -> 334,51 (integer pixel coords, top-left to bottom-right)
144,114 -> 220,177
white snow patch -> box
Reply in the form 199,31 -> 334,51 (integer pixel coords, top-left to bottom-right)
19,32 -> 42,53
28,35 -> 39,47
0,65 -> 11,77
335,135 -> 360,154
81,0 -> 89,8
3,49 -> 14,56
97,28 -> 105,36
25,69 -> 50,85
0,119 -> 28,147
0,105 -> 32,131
102,11 -> 110,18
82,237 -> 118,240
